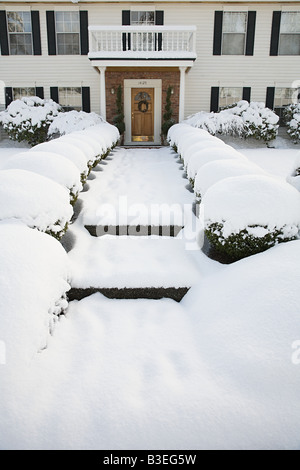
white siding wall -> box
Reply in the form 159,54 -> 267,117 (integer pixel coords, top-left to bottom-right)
1,2 -> 300,117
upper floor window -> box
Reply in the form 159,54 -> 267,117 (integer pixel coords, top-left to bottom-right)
279,12 -> 300,55
222,12 -> 247,55
7,11 -> 33,55
213,10 -> 256,56
130,11 -> 155,26
55,11 -> 80,55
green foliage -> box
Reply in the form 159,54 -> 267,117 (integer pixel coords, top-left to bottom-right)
113,85 -> 125,135
205,222 -> 296,262
283,104 -> 300,143
161,86 -> 175,137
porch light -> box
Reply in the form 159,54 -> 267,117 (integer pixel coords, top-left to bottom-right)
111,88 -> 115,95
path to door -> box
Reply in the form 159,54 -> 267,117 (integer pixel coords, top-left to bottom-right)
3,147 -> 224,450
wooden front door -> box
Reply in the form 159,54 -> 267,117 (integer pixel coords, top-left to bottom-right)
131,88 -> 154,142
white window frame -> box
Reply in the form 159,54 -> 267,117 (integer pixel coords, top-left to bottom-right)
7,11 -> 33,55
222,11 -> 248,55
55,11 -> 80,55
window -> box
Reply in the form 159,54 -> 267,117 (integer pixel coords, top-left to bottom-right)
13,87 -> 35,100
130,11 -> 155,25
222,12 -> 247,55
279,12 -> 300,55
7,11 -> 33,55
219,87 -> 243,108
59,87 -> 82,111
55,11 -> 80,55
274,87 -> 299,122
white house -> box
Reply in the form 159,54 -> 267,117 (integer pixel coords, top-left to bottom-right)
0,0 -> 299,144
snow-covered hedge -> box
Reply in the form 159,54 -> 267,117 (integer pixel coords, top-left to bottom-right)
48,110 -> 105,137
2,150 -> 82,204
184,101 -> 279,143
283,104 -> 300,143
0,169 -> 73,239
0,220 -> 70,369
194,159 -> 266,201
0,97 -> 61,146
203,174 -> 300,261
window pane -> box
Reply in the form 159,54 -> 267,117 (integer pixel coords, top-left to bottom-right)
57,33 -> 80,55
222,33 -> 245,54
58,87 -> 82,111
223,12 -> 247,33
281,12 -> 300,33
13,87 -> 35,100
279,34 -> 300,55
55,12 -> 80,54
274,87 -> 298,107
9,33 -> 32,55
131,10 -> 155,25
220,87 -> 243,108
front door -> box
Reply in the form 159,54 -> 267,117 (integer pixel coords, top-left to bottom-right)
131,88 -> 154,142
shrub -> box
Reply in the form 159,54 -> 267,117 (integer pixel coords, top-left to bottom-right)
283,104 -> 300,143
161,86 -> 176,139
184,101 -> 279,143
48,110 -> 104,137
112,85 -> 125,137
0,96 -> 61,146
203,174 -> 300,261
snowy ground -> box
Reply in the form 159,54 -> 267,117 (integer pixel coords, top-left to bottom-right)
1,134 -> 300,450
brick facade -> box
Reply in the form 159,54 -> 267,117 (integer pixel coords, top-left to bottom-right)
105,67 -> 180,127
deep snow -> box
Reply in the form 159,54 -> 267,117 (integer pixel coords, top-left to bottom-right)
0,136 -> 300,450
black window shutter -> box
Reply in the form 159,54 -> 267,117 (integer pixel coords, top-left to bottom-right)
270,11 -> 281,56
122,10 -> 131,51
31,11 -> 42,55
46,11 -> 56,55
35,87 -> 44,99
80,11 -> 89,55
50,87 -> 59,104
245,11 -> 256,56
5,87 -> 13,107
242,87 -> 251,102
155,11 -> 164,51
82,87 -> 90,112
266,87 -> 275,109
0,11 -> 9,55
213,11 -> 223,55
210,87 -> 220,112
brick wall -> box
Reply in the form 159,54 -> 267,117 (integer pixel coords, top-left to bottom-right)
105,68 -> 180,126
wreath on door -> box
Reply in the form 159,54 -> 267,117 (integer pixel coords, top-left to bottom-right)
138,100 -> 149,113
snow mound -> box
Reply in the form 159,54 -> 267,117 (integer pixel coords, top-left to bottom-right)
0,220 -> 70,367
1,151 -> 82,202
287,153 -> 300,191
48,110 -> 104,136
78,122 -> 120,150
186,145 -> 247,181
194,159 -> 266,199
203,174 -> 300,237
183,240 -> 300,449
31,139 -> 88,177
0,169 -> 73,237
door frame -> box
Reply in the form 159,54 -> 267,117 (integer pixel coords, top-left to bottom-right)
124,79 -> 162,145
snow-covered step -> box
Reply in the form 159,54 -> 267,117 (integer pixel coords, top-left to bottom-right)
68,234 -> 201,301
84,224 -> 183,237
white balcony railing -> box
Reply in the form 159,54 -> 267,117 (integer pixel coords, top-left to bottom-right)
88,25 -> 197,59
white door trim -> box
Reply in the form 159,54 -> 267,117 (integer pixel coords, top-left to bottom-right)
124,79 -> 162,145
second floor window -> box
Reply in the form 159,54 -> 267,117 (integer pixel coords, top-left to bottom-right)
279,12 -> 300,55
7,11 -> 33,55
55,11 -> 80,55
222,12 -> 247,55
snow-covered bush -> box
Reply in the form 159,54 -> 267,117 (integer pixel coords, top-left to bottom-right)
0,220 -> 70,369
186,145 -> 247,186
203,174 -> 300,261
0,169 -> 73,239
185,101 -> 279,143
194,159 -> 266,201
283,104 -> 300,143
0,97 -> 61,146
31,139 -> 89,183
48,110 -> 105,137
2,151 -> 82,204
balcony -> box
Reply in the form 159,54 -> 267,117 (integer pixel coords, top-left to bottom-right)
88,25 -> 197,62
